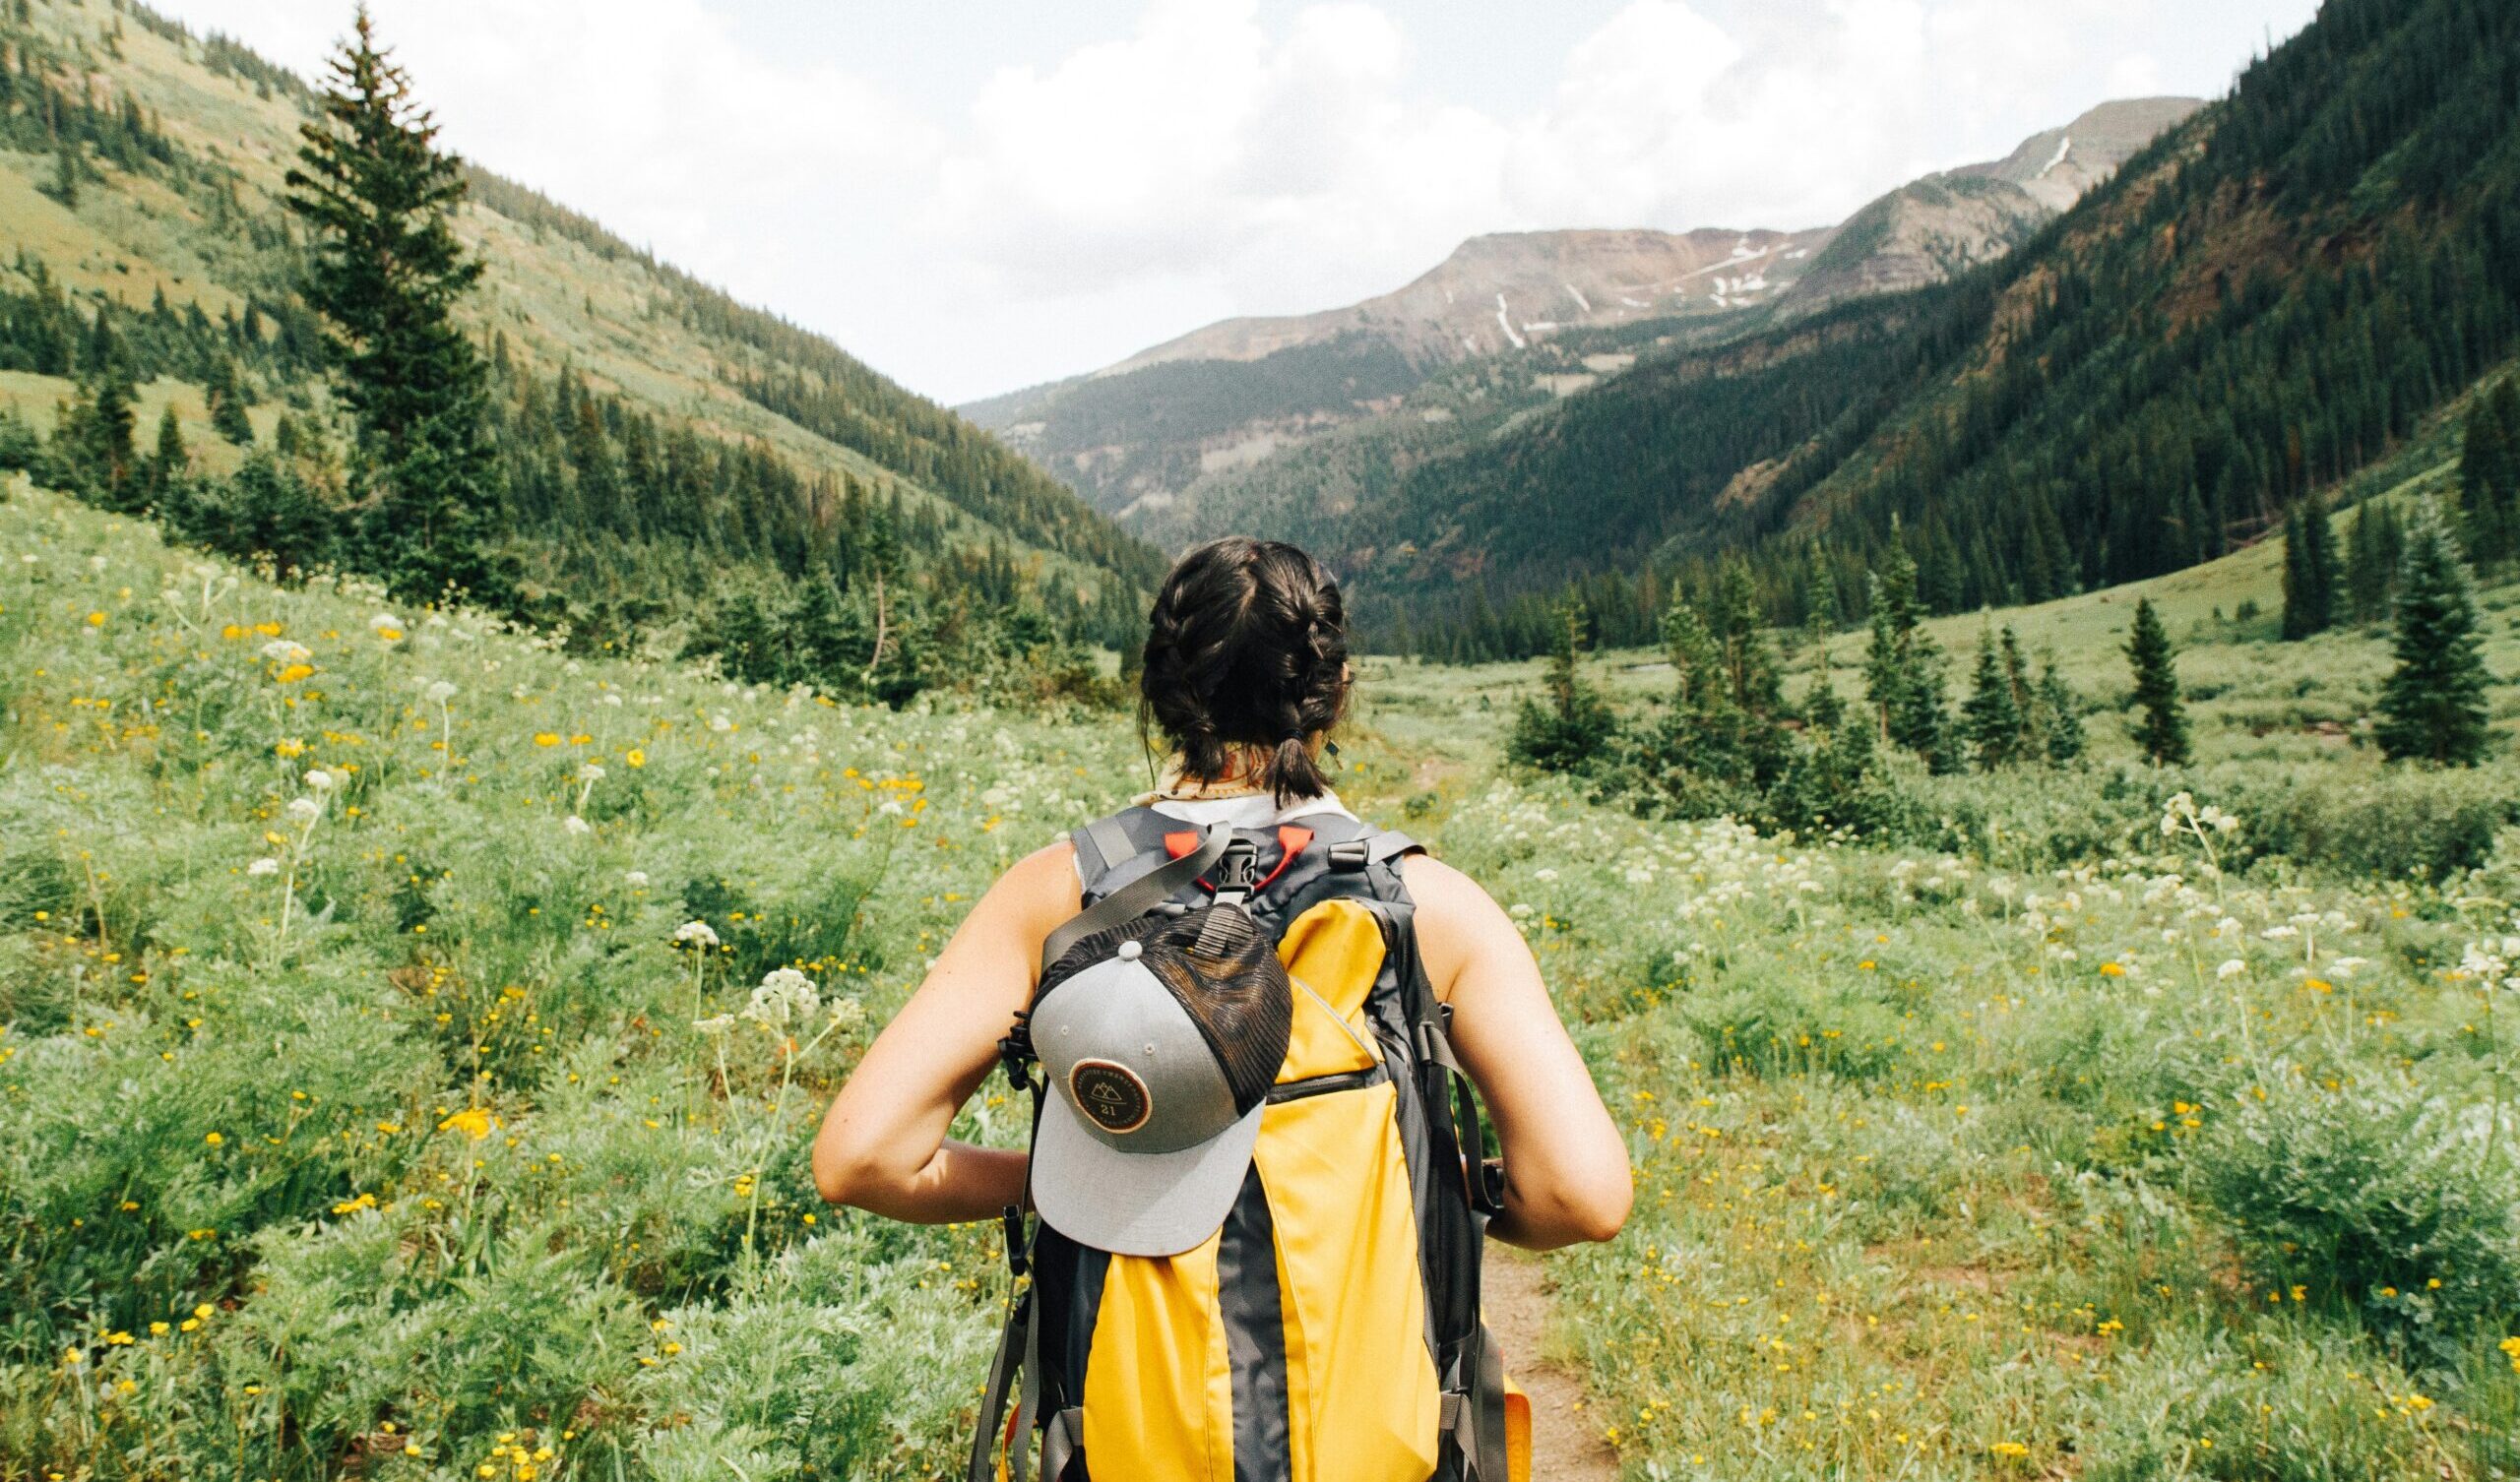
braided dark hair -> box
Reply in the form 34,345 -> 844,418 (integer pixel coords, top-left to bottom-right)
1140,537 -> 1351,804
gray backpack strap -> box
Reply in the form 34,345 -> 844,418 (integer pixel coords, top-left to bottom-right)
1070,815 -> 1139,885
1040,826 -> 1230,973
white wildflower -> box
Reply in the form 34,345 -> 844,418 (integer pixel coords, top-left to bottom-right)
425,680 -> 458,703
693,1015 -> 735,1037
563,815 -> 592,837
303,769 -> 337,792
284,796 -> 322,826
2216,959 -> 2246,980
260,640 -> 312,663
673,920 -> 721,950
577,763 -> 606,783
247,857 -> 281,877
625,870 -> 651,889
745,967 -> 820,1028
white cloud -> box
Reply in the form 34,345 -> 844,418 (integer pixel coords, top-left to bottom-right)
149,0 -> 2316,401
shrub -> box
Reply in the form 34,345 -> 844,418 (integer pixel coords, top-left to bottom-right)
2186,1082 -> 2520,1370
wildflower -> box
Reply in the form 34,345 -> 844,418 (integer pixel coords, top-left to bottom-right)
2217,959 -> 2245,980
369,613 -> 405,640
425,680 -> 458,703
673,920 -> 721,950
204,1132 -> 223,1146
625,870 -> 650,888
2099,961 -> 2126,977
826,997 -> 865,1030
248,857 -> 281,877
562,815 -> 592,837
534,732 -> 561,748
625,748 -> 646,768
577,763 -> 605,783
260,639 -> 311,663
746,967 -> 820,1028
285,797 -> 322,826
693,1015 -> 735,1036
437,1107 -> 498,1140
303,769 -> 337,793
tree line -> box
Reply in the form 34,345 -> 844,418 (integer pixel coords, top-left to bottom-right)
0,3 -> 1152,702
1377,0 -> 2520,665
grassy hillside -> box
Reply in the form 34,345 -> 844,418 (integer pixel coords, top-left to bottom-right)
7,447 -> 2519,1478
0,0 -> 1161,662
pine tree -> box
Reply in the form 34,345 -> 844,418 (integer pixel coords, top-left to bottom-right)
145,405 -> 185,501
1713,559 -> 1782,714
1508,601 -> 1617,773
285,7 -> 510,608
2281,496 -> 2341,639
1961,625 -> 2026,770
2459,383 -> 2517,568
2344,498 -> 2402,623
1862,541 -> 1951,769
2124,597 -> 2191,767
54,319 -> 138,508
206,356 -> 254,445
2035,658 -> 2085,764
45,139 -> 78,209
2375,504 -> 2492,766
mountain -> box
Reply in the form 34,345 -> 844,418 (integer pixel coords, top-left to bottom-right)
966,99 -> 2197,529
0,0 -> 1162,673
1784,97 -> 2201,308
1322,0 -> 2520,659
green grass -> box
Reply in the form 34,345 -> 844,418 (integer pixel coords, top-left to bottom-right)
3,477 -> 2518,1480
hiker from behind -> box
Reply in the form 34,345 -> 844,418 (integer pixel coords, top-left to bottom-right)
814,536 -> 1630,1481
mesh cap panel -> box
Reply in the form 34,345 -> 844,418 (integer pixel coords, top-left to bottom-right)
1036,904 -> 1292,1117
1140,904 -> 1291,1114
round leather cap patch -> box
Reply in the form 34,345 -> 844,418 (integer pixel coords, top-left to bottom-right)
1067,1059 -> 1153,1134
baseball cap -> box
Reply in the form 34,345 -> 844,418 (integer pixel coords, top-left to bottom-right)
1027,906 -> 1292,1257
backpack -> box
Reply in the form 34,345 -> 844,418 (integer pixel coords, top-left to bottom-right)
970,805 -> 1522,1482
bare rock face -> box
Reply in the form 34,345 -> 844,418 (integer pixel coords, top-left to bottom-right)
967,96 -> 2203,531
1103,225 -> 1836,376
1783,97 -> 2204,310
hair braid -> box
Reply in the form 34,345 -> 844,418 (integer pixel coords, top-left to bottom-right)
1139,537 -> 1351,803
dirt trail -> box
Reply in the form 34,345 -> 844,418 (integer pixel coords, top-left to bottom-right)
1484,1247 -> 1621,1482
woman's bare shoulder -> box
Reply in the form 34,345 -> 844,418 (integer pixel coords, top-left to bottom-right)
1400,851 -> 1502,923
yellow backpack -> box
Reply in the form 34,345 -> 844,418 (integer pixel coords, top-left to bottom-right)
971,808 -> 1522,1482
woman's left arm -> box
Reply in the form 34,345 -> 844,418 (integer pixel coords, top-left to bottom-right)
810,842 -> 1074,1223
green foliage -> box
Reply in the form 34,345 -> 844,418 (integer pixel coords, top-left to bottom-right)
206,355 -> 254,446
2124,596 -> 2191,766
1961,625 -> 2026,769
1863,541 -> 1953,770
2283,495 -> 2344,640
2189,1083 -> 2520,1371
2375,503 -> 2492,765
284,9 -> 510,611
2456,378 -> 2519,568
1506,602 -> 1618,773
2346,497 -> 2406,623
1357,0 -> 2520,659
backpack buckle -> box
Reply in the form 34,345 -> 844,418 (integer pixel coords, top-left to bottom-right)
1326,838 -> 1371,871
1211,836 -> 1261,904
997,1012 -> 1037,1085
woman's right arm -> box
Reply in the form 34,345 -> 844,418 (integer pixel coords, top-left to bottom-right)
810,841 -> 1074,1223
1403,854 -> 1632,1251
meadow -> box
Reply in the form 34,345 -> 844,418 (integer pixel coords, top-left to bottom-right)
4,471 -> 2519,1480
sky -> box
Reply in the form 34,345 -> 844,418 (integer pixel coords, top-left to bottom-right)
148,0 -> 2322,405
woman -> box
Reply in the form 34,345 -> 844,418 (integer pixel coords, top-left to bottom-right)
814,536 -> 1629,1479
